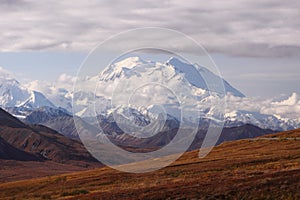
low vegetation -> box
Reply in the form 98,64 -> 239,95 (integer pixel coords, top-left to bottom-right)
0,129 -> 299,199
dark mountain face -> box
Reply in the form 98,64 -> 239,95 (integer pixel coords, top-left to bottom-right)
189,124 -> 276,151
28,115 -> 79,140
24,106 -> 71,124
20,106 -> 275,154
218,124 -> 275,143
0,136 -> 40,161
23,107 -> 80,140
0,108 -> 27,128
102,124 -> 274,151
0,108 -> 98,165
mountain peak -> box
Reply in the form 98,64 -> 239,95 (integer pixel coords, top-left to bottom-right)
98,56 -> 244,97
165,56 -> 245,97
114,56 -> 146,69
0,71 -> 57,114
99,56 -> 150,81
166,57 -> 189,66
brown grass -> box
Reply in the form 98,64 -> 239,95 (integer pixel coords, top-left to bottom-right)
0,129 -> 300,199
263,128 -> 300,138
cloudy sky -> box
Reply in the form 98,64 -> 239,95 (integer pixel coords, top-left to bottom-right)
0,0 -> 299,97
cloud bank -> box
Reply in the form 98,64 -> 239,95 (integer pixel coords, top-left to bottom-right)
0,66 -> 13,79
226,93 -> 300,121
0,0 -> 300,57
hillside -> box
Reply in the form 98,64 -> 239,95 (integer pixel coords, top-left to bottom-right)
0,108 -> 101,182
0,108 -> 97,163
0,136 -> 40,161
262,128 -> 300,138
0,108 -> 27,128
0,129 -> 299,199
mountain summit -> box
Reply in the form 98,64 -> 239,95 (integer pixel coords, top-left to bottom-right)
0,76 -> 55,111
99,56 -> 245,97
166,57 -> 245,97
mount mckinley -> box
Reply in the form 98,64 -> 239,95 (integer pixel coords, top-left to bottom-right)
0,57 -> 299,140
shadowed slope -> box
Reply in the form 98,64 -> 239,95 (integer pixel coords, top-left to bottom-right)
0,136 -> 40,161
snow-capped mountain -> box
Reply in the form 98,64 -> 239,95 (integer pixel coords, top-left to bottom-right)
24,106 -> 71,124
0,76 -> 56,117
225,110 -> 299,131
99,56 -> 245,97
167,57 -> 245,97
74,56 -> 245,120
0,57 -> 299,134
46,87 -> 73,113
72,56 -> 300,131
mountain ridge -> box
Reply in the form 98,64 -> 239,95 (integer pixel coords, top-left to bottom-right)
0,108 -> 99,165
0,58 -> 299,132
0,76 -> 56,110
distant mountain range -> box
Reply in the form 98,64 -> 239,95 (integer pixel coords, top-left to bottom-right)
0,56 -> 299,140
0,106 -> 276,166
17,106 -> 276,151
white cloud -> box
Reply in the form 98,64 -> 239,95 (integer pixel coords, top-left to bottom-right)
0,66 -> 14,79
26,80 -> 48,95
226,93 -> 300,121
262,93 -> 300,120
26,74 -> 76,111
272,93 -> 299,106
0,0 -> 299,57
57,73 -> 76,90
